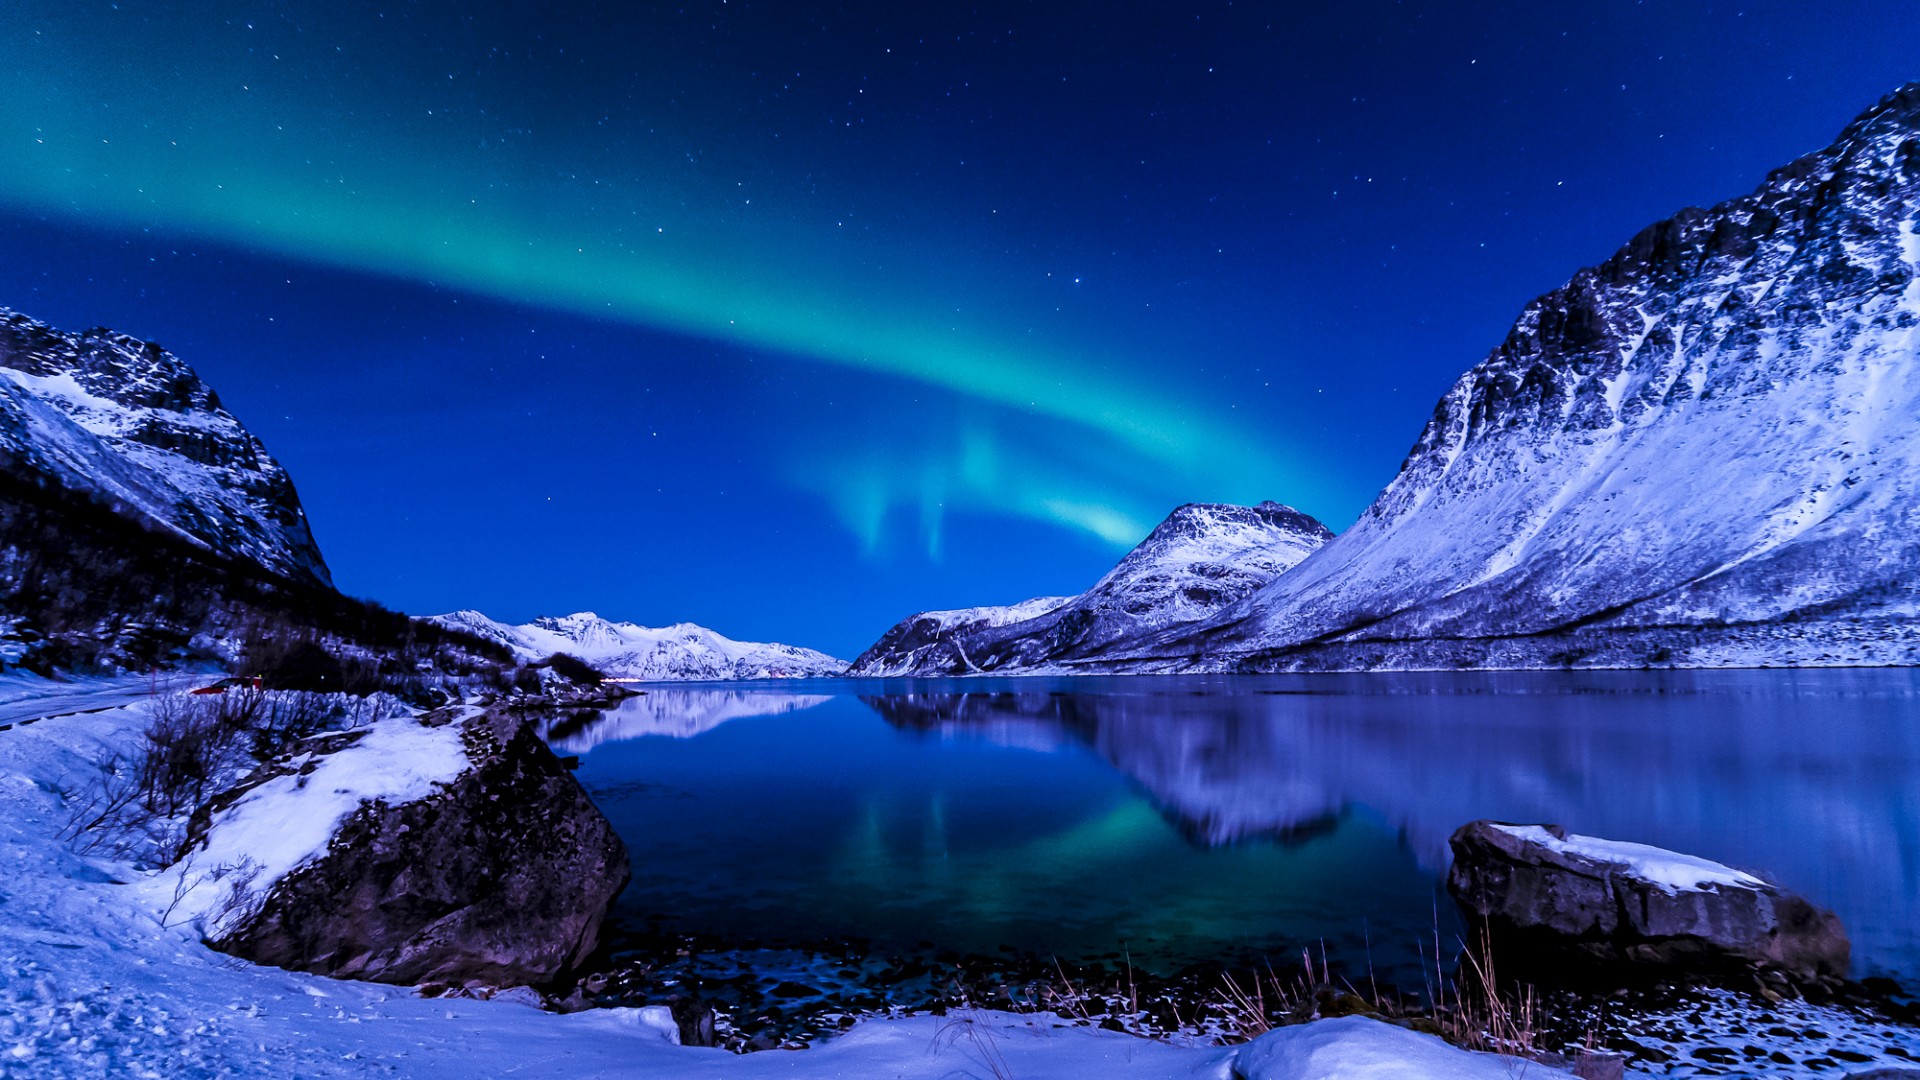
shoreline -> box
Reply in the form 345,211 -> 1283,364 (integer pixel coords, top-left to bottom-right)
572,918 -> 1920,1071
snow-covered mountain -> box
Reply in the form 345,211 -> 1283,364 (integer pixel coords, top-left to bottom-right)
430,610 -> 847,681
1090,82 -> 1920,672
0,309 -> 330,587
848,502 -> 1331,675
844,595 -> 1073,677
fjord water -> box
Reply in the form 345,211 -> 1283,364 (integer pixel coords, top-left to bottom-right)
553,671 -> 1920,986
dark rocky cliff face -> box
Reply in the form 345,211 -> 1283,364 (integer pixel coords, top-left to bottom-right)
0,306 -> 507,676
1156,82 -> 1920,671
204,709 -> 630,987
0,307 -> 330,588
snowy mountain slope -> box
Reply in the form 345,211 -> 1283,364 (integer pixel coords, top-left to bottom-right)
848,501 -> 1331,675
1149,82 -> 1920,671
844,595 -> 1072,677
430,610 -> 847,680
0,308 -> 330,587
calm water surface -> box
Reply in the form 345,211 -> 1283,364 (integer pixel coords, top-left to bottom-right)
548,670 -> 1920,987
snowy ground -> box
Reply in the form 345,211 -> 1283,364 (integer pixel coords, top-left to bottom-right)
0,682 -> 1571,1079
1593,989 -> 1920,1076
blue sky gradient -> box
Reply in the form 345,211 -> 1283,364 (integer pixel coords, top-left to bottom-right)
0,1 -> 1914,655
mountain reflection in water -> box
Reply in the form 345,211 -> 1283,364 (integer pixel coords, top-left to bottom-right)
542,689 -> 833,753
560,671 -> 1920,981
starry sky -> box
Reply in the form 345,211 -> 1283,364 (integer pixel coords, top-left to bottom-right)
0,2 -> 1915,657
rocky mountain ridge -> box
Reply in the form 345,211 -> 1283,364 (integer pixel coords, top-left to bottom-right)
845,596 -> 1073,677
431,609 -> 848,681
0,306 -> 514,681
1055,82 -> 1920,672
0,308 -> 330,588
849,501 -> 1331,675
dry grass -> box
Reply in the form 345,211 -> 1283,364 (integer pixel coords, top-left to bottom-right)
932,1014 -> 1015,1080
1441,925 -> 1542,1058
1197,918 -> 1549,1067
933,979 -> 1016,1080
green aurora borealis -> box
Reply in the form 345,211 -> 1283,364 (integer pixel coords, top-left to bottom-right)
0,4 -> 1287,551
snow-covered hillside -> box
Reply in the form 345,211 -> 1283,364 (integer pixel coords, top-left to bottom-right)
1138,82 -> 1920,671
430,610 -> 847,681
844,595 -> 1072,677
0,308 -> 330,587
849,502 -> 1330,675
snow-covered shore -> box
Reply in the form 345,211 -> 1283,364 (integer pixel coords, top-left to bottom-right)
0,683 -> 1568,1079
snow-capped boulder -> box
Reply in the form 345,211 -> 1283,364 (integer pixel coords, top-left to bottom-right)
1447,821 -> 1848,982
0,308 -> 329,587
430,610 -> 846,681
157,707 -> 629,987
1175,82 -> 1920,672
848,501 -> 1330,675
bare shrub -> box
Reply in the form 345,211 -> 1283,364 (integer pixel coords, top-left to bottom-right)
59,751 -> 144,858
159,857 -> 265,931
63,688 -> 399,866
133,690 -> 243,821
244,689 -> 389,756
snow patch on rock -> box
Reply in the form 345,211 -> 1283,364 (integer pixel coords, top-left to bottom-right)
1490,823 -> 1766,895
147,714 -> 471,937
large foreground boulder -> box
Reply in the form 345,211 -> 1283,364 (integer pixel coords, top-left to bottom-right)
157,707 -> 630,987
1448,821 -> 1847,982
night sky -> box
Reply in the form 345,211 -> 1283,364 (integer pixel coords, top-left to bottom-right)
0,2 -> 1914,656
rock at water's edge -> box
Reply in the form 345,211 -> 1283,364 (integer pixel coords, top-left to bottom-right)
207,710 -> 629,986
1447,820 -> 1847,982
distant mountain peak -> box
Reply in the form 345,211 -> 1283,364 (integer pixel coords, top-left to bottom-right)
428,609 -> 846,681
849,500 -> 1330,675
